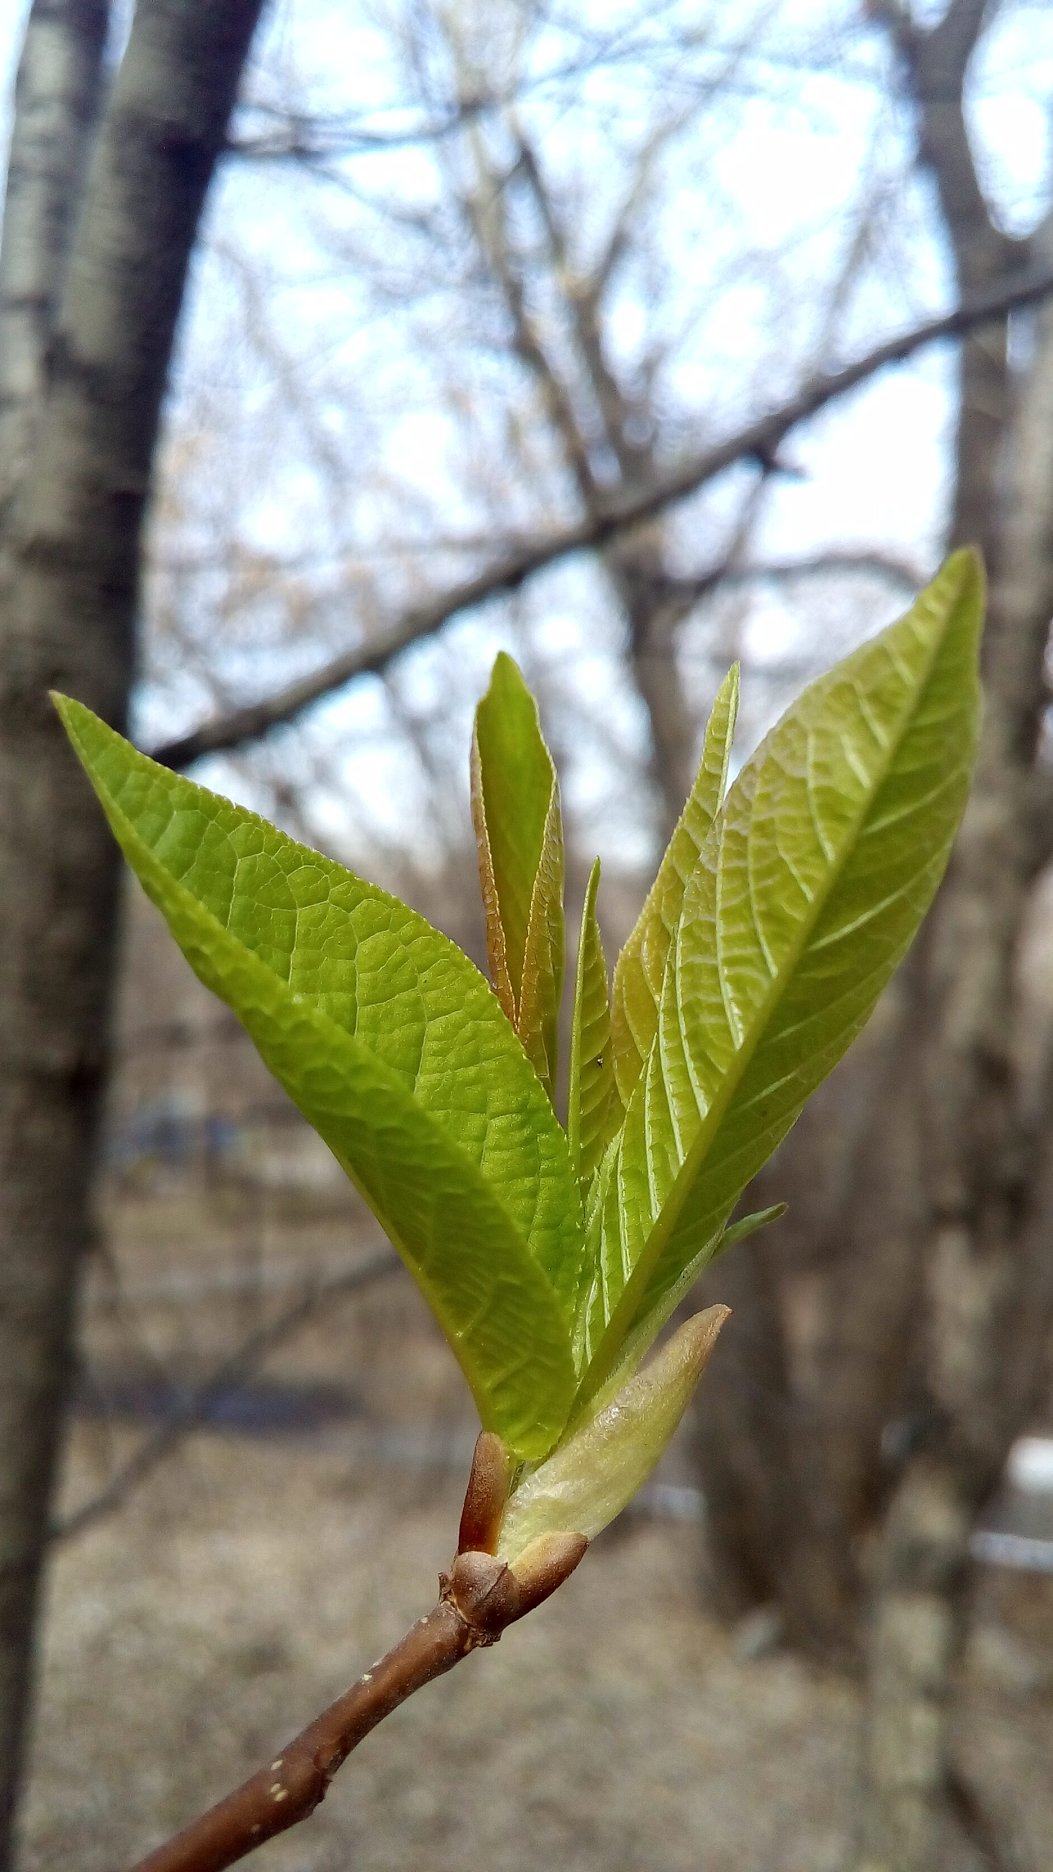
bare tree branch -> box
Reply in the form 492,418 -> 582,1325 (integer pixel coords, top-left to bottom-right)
153,261 -> 1053,771
655,547 -> 926,605
53,1249 -> 396,1545
870,0 -> 1020,562
121,1436 -> 586,1872
871,0 -> 1009,257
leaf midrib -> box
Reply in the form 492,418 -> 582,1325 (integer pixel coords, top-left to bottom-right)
81,740 -> 582,1381
581,610 -> 956,1399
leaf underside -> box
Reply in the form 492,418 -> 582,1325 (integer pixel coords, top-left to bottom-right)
577,549 -> 983,1395
56,699 -> 585,1461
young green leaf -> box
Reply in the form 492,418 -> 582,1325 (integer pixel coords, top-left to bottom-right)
56,698 -> 584,1460
566,859 -> 618,1188
718,1204 -> 788,1252
578,549 -> 983,1394
471,653 -> 565,1101
610,665 -> 739,1110
495,1307 -> 728,1562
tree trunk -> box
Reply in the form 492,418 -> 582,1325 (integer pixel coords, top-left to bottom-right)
850,7 -> 1053,1862
0,4 -> 265,1860
854,1462 -> 973,1872
0,0 -> 109,515
693,1230 -> 862,1660
852,277 -> 1053,1865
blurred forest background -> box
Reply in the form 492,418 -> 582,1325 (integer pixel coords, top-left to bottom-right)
2,3 -> 1053,1871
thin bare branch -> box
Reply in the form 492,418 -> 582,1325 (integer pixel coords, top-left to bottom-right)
55,1250 -> 396,1545
874,0 -> 1018,265
657,547 -> 926,605
152,262 -> 1053,771
870,0 -> 1019,561
127,1596 -> 482,1872
122,1442 -> 586,1872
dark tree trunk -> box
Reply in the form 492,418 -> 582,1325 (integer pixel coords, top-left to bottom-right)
681,969 -> 926,1665
0,4 -> 266,1859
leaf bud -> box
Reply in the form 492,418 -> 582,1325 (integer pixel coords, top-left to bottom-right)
496,1306 -> 729,1562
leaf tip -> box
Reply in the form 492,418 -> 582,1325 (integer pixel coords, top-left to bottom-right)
50,689 -> 79,733
488,648 -> 529,697
719,660 -> 742,703
944,542 -> 985,593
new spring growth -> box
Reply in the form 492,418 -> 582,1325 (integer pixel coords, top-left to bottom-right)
443,1308 -> 726,1636
496,1307 -> 728,1563
55,551 -> 982,1508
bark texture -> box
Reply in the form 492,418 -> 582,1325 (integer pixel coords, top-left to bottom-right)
0,3 -> 265,1861
852,3 -> 1053,1864
0,0 -> 109,516
854,284 -> 1053,1868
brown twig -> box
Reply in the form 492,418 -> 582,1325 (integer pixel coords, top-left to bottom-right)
123,1434 -> 587,1872
127,1593 -> 482,1872
151,260 -> 1053,771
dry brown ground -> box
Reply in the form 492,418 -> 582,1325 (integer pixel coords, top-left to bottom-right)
21,1419 -> 1053,1872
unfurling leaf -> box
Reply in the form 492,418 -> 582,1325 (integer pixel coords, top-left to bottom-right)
496,1307 -> 728,1562
566,859 -> 618,1186
471,652 -> 565,1100
54,697 -> 584,1461
610,664 -> 739,1110
718,1204 -> 788,1253
56,551 -> 984,1512
578,550 -> 983,1397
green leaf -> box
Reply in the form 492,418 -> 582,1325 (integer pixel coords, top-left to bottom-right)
610,665 -> 739,1110
495,1307 -> 728,1561
589,1204 -> 789,1398
578,550 -> 983,1395
566,859 -> 617,1187
56,697 -> 584,1460
471,653 -> 565,1101
718,1203 -> 787,1252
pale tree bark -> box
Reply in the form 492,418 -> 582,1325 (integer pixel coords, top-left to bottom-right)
0,3 -> 266,1862
0,0 -> 109,516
